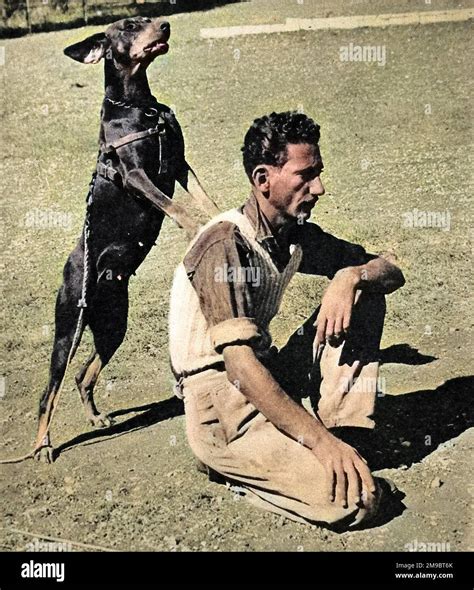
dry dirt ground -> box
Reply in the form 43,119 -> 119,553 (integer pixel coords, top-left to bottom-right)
1,0 -> 473,553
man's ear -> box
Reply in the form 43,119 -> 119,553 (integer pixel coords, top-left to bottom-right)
64,33 -> 108,64
251,166 -> 271,194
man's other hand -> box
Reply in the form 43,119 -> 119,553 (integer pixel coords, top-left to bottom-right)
311,430 -> 377,510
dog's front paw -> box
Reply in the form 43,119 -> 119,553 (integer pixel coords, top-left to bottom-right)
89,413 -> 115,428
34,445 -> 55,464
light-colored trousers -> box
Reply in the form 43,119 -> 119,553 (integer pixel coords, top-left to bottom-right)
182,292 -> 386,528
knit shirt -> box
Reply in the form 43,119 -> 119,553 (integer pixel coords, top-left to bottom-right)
169,208 -> 303,377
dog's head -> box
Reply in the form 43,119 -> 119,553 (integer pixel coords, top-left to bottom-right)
64,17 -> 170,69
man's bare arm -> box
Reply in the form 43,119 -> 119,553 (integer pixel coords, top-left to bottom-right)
223,344 -> 376,509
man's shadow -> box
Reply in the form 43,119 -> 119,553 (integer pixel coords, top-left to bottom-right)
270,313 -> 473,472
369,376 -> 473,470
266,315 -> 473,528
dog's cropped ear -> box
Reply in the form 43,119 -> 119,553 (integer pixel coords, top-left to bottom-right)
64,33 -> 109,64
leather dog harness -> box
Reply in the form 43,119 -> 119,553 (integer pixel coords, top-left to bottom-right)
96,96 -> 169,184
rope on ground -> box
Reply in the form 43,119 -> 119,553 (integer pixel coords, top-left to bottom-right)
4,527 -> 117,552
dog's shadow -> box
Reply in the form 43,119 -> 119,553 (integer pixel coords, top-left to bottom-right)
55,396 -> 184,458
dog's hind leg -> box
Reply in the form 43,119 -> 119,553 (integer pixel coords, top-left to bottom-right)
35,245 -> 88,462
76,264 -> 129,428
75,348 -> 112,428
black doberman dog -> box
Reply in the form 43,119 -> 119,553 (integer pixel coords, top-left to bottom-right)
34,17 -> 219,462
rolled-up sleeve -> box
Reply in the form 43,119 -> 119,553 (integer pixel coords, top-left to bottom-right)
183,221 -> 262,353
209,317 -> 261,353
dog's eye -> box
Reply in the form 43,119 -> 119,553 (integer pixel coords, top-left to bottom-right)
124,22 -> 138,31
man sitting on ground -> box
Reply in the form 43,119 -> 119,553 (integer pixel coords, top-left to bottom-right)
169,111 -> 405,529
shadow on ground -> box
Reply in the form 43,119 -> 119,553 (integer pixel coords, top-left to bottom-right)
270,311 -> 471,471
338,373 -> 473,530
370,374 -> 473,470
56,360 -> 472,476
54,294 -> 472,483
281,323 -> 472,471
55,396 -> 184,458
53,341 -> 472,532
379,343 -> 437,365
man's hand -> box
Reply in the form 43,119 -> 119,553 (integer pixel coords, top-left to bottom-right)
314,256 -> 406,359
311,430 -> 377,509
314,267 -> 359,358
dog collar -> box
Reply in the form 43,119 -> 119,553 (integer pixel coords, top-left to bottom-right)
104,96 -> 160,118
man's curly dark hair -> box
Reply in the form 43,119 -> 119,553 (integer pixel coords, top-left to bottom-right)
241,111 -> 321,181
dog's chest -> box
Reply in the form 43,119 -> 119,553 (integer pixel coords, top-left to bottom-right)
101,109 -> 184,183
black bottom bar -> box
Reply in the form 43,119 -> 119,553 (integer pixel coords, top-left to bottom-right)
0,551 -> 471,588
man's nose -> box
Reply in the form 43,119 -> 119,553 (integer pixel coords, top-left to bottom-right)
310,177 -> 325,197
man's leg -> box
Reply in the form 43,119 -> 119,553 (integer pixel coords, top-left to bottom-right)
182,369 -> 380,529
272,291 -> 386,429
316,291 -> 386,429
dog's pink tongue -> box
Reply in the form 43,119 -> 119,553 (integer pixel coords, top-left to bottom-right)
146,41 -> 169,54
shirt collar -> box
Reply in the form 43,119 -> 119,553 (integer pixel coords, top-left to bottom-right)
241,193 -> 304,271
241,192 -> 274,243
241,192 -> 300,245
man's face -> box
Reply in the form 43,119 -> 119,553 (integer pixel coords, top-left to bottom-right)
265,143 -> 325,222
